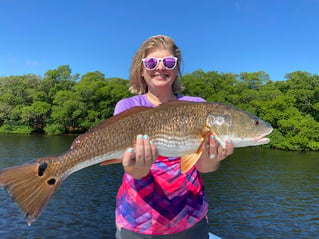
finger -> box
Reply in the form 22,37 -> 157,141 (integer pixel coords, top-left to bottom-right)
122,148 -> 135,167
142,135 -> 153,167
216,139 -> 233,161
209,135 -> 218,159
135,134 -> 145,167
225,139 -> 234,156
216,144 -> 226,161
150,140 -> 159,163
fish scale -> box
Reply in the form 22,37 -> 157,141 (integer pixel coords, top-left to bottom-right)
0,101 -> 273,225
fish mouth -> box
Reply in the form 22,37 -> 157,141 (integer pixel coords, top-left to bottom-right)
253,128 -> 273,143
255,137 -> 270,144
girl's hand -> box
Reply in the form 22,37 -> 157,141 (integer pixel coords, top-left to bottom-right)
122,134 -> 158,179
196,135 -> 234,173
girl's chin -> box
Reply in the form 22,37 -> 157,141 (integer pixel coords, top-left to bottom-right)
152,80 -> 173,87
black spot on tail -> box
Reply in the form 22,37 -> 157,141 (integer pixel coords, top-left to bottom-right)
38,163 -> 48,176
47,178 -> 56,185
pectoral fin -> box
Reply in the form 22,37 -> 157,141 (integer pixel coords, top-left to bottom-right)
180,153 -> 202,173
180,135 -> 208,173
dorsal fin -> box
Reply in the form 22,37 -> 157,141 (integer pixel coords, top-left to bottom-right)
157,100 -> 192,108
88,106 -> 153,133
70,106 -> 153,150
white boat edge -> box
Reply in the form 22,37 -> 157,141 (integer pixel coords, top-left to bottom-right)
209,232 -> 222,239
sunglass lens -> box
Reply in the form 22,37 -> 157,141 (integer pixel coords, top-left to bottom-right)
163,57 -> 176,69
144,58 -> 158,70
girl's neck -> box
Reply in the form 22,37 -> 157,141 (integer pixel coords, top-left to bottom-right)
146,91 -> 177,106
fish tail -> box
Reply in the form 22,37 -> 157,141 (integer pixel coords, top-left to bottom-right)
0,159 -> 63,226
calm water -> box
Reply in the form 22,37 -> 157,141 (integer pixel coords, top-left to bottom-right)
0,135 -> 318,239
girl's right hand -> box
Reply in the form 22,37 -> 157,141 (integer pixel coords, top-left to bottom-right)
122,134 -> 158,179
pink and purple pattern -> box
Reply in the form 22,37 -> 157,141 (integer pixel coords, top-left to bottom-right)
116,156 -> 208,234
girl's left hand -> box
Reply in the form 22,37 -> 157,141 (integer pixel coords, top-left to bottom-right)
195,135 -> 234,173
206,135 -> 234,161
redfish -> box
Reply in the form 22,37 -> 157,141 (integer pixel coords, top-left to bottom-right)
0,101 -> 273,225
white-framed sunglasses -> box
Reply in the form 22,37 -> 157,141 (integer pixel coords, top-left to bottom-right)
142,57 -> 178,70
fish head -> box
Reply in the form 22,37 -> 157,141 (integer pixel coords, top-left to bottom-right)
206,103 -> 273,148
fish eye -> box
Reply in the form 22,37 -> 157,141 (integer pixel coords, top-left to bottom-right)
254,120 -> 260,126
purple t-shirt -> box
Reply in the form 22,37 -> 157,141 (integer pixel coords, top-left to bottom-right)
114,94 -> 208,235
114,94 -> 205,115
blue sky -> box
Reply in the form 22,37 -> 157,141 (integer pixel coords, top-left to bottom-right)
1,0 -> 318,81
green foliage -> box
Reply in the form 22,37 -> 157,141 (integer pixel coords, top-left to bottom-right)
44,123 -> 65,136
182,70 -> 238,103
0,123 -> 33,135
21,101 -> 51,131
0,66 -> 318,151
0,66 -> 132,135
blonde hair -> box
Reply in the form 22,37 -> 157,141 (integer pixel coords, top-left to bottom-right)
129,35 -> 183,94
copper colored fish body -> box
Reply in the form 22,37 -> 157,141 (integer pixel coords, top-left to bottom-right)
0,101 -> 273,225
